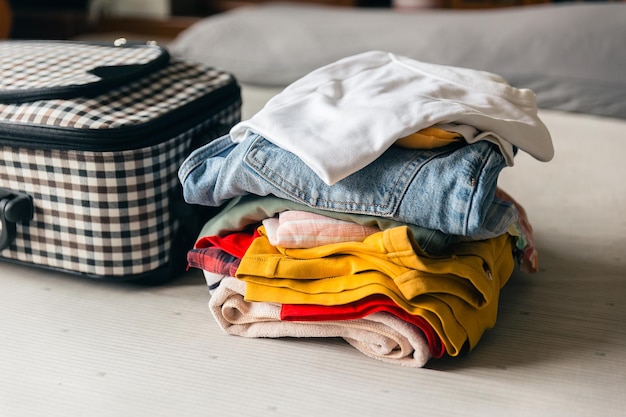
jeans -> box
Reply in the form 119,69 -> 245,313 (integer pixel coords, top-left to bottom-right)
179,132 -> 516,239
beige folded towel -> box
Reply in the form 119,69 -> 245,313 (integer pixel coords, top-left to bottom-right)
209,277 -> 431,367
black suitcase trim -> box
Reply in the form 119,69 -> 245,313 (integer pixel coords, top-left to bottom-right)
0,58 -> 240,151
0,39 -> 170,103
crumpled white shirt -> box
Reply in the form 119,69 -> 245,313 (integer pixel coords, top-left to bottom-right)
230,51 -> 553,185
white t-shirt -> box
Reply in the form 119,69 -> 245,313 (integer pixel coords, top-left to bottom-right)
230,51 -> 553,185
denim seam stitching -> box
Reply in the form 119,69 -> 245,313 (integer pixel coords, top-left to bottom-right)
462,146 -> 491,236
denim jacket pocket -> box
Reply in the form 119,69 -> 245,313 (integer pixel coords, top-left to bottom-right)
244,134 -> 452,217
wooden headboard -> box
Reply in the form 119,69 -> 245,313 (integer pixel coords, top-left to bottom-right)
0,0 -> 11,39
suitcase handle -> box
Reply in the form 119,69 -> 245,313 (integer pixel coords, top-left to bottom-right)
0,189 -> 34,251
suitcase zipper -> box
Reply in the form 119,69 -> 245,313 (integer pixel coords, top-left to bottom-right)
0,39 -> 171,104
0,81 -> 241,151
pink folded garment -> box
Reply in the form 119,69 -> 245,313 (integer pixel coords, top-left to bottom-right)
209,277 -> 431,367
262,210 -> 380,248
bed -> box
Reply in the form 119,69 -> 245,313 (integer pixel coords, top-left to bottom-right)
1,3 -> 625,416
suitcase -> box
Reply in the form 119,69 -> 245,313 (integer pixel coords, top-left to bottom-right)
0,39 -> 241,282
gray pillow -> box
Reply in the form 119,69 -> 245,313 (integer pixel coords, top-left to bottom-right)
169,2 -> 626,119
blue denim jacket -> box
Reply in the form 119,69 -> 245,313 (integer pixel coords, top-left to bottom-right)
179,132 -> 517,239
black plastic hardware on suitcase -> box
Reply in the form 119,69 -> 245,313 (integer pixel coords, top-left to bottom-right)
0,39 -> 241,282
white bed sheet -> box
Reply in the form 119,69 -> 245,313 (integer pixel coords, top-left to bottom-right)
1,84 -> 625,417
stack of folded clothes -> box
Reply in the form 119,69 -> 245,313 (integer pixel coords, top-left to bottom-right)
178,51 -> 553,367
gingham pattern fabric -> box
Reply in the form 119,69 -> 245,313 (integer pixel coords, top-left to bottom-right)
0,102 -> 241,277
0,40 -> 165,92
0,45 -> 241,277
0,59 -> 235,131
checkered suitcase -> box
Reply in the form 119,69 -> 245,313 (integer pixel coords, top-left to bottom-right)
0,39 -> 241,282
